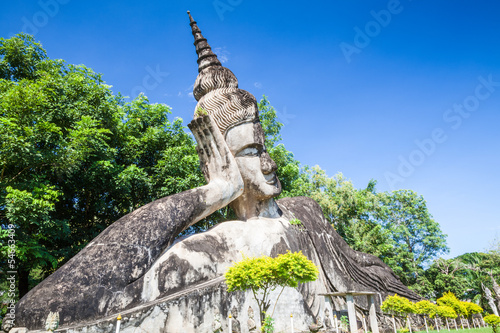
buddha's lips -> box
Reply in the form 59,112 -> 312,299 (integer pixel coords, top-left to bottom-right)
265,174 -> 277,185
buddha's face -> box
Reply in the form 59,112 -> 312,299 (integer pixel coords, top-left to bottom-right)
225,121 -> 282,200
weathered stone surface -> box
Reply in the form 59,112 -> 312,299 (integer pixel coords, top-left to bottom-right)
278,197 -> 419,301
11,12 -> 419,333
7,329 -> 27,333
13,197 -> 418,332
13,188 -> 209,329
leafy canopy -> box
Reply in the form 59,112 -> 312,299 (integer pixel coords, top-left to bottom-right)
381,294 -> 416,316
437,292 -> 468,317
378,190 -> 449,287
225,251 -> 318,324
0,34 -> 203,299
436,305 -> 457,319
415,300 -> 438,318
484,314 -> 500,333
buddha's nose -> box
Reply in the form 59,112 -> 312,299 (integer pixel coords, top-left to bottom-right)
261,151 -> 277,174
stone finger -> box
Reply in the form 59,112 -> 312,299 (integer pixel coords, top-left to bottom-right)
196,145 -> 209,168
204,115 -> 230,162
201,122 -> 222,163
194,118 -> 213,159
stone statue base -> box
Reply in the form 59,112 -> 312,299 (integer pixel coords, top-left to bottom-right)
11,197 -> 419,333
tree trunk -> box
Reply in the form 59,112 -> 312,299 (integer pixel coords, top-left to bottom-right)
258,300 -> 270,327
491,275 -> 500,311
18,267 -> 30,299
482,283 -> 499,316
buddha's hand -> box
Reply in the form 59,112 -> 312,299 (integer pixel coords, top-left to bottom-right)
188,115 -> 244,200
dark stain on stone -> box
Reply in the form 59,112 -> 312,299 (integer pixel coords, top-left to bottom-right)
181,234 -> 229,263
157,253 -> 205,296
277,196 -> 420,302
14,192 -> 420,331
270,237 -> 289,257
14,188 -> 210,330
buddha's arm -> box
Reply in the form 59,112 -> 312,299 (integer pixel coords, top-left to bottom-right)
54,115 -> 243,289
98,115 -> 243,249
14,116 -> 244,326
187,114 -> 245,220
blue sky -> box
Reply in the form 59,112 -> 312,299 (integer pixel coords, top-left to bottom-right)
2,1 -> 499,258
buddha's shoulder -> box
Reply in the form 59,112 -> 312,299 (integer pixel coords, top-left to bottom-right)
276,196 -> 326,227
277,196 -> 320,208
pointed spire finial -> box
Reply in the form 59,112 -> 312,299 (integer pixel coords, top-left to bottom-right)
187,10 -> 195,24
187,13 -> 259,136
187,11 -> 221,72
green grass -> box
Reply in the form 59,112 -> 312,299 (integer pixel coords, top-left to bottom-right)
413,327 -> 492,333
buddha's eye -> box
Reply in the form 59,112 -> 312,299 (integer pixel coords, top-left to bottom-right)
237,147 -> 260,157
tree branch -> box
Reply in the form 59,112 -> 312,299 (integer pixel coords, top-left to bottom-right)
270,286 -> 286,318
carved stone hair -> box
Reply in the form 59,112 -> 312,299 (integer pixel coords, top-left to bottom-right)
188,11 -> 258,136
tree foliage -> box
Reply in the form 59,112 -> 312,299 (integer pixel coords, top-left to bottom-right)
0,33 -> 46,81
258,97 -> 449,291
437,292 -> 468,317
463,301 -> 483,316
378,190 -> 449,286
436,305 -> 457,319
258,96 -> 283,151
484,314 -> 500,333
381,294 -> 415,316
0,34 -> 203,298
225,251 -> 318,324
415,300 -> 438,318
414,258 -> 468,300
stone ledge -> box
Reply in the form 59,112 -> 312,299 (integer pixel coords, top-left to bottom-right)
21,276 -> 226,333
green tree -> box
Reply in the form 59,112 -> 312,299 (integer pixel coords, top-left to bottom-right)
258,95 -> 304,198
436,305 -> 457,321
381,294 -> 416,317
225,251 -> 318,325
416,252 -> 500,313
437,292 -> 468,319
258,95 -> 282,151
415,300 -> 438,332
0,33 -> 46,80
378,190 -> 449,287
416,258 -> 469,300
484,314 -> 500,333
415,300 -> 438,318
286,167 -> 396,260
0,34 -> 203,299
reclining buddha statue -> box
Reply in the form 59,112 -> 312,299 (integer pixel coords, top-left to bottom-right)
9,12 -> 419,333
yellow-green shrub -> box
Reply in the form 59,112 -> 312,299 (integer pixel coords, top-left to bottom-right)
381,294 -> 415,316
225,251 -> 318,324
415,300 -> 438,318
437,292 -> 467,317
462,301 -> 482,316
484,314 -> 500,333
436,305 -> 457,319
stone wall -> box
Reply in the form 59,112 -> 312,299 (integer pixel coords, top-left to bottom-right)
19,278 -> 321,333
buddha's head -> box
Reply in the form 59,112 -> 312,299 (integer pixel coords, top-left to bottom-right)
188,12 -> 282,216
